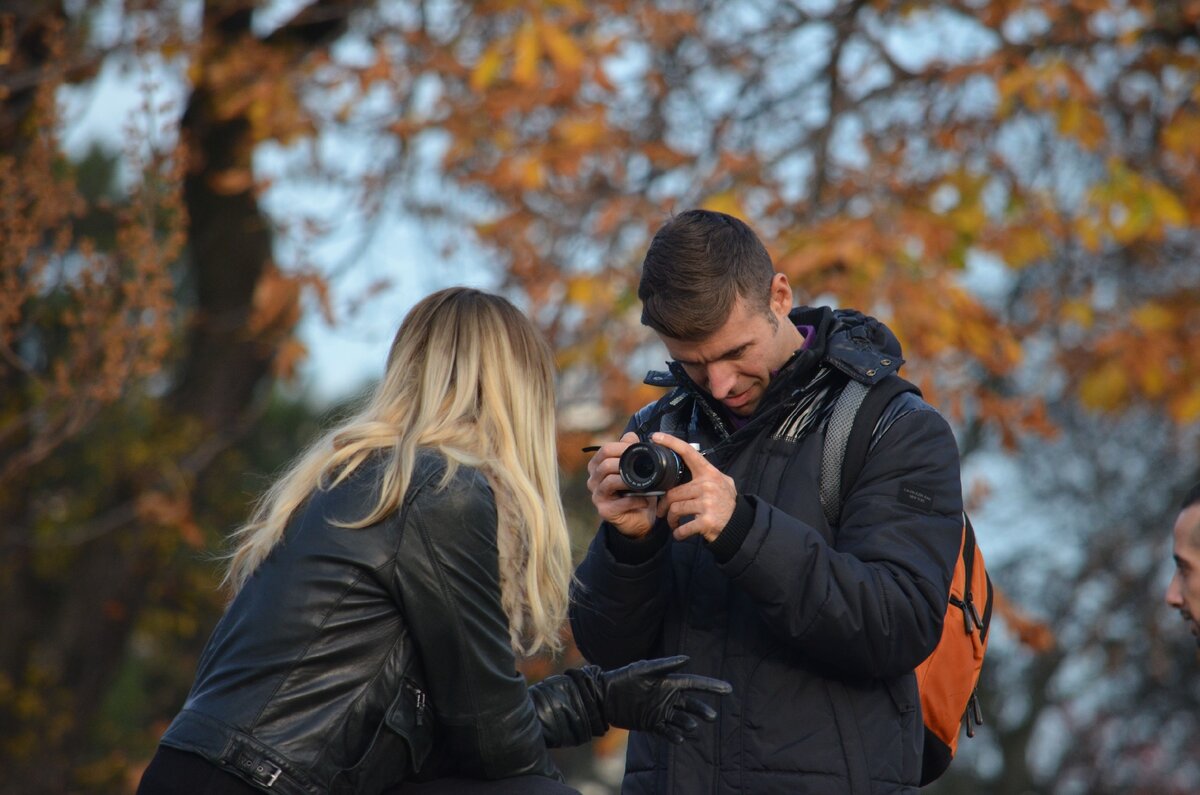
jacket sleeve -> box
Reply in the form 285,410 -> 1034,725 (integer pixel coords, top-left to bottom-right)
394,468 -> 559,781
568,521 -> 673,669
714,406 -> 963,679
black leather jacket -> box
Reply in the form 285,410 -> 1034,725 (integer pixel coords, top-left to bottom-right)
161,451 -> 567,794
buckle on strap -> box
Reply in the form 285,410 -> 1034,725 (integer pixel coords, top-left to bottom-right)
233,749 -> 283,788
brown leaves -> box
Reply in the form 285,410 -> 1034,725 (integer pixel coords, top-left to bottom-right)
0,46 -> 184,479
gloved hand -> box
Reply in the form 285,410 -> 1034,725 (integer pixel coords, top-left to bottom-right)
581,655 -> 732,745
529,655 -> 732,748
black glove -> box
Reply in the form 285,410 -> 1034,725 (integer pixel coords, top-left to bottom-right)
580,655 -> 732,745
529,671 -> 607,748
529,655 -> 732,748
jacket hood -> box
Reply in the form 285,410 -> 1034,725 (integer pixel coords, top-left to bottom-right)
790,306 -> 904,386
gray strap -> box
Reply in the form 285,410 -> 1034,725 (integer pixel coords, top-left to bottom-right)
819,379 -> 870,528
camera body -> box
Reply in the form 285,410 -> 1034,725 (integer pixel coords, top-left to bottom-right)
619,441 -> 693,495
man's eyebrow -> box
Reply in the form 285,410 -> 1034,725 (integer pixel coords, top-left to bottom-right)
677,342 -> 752,366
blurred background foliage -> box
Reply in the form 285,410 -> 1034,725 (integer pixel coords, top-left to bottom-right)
2,0 -> 1199,792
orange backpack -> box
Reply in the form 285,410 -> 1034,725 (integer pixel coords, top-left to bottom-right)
820,375 -> 992,786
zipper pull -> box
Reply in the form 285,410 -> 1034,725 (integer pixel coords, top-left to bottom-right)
965,687 -> 983,738
951,596 -> 974,634
415,689 -> 427,726
966,596 -> 984,632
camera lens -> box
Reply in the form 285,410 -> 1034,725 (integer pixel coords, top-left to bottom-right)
619,442 -> 691,493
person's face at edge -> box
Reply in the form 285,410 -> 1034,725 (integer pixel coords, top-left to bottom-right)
1166,503 -> 1200,648
659,273 -> 803,418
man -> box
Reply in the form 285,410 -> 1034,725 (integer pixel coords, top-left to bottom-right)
1166,483 -> 1200,647
569,210 -> 964,794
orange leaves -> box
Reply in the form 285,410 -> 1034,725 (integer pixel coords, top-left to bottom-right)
248,266 -> 302,338
470,42 -> 507,92
1078,361 -> 1129,412
469,14 -> 589,93
1170,388 -> 1200,424
1069,294 -> 1200,422
997,58 -> 1095,119
1055,98 -> 1107,151
247,267 -> 335,380
208,167 -> 254,195
555,114 -> 607,149
512,18 -> 541,86
201,35 -> 313,145
565,273 -> 615,306
1076,159 -> 1189,249
540,17 -> 585,73
0,60 -> 183,478
701,191 -> 744,220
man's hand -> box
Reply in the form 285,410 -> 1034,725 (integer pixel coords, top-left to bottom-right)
586,431 -> 658,539
651,432 -> 738,542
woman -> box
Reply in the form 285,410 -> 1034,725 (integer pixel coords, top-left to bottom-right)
138,287 -> 729,795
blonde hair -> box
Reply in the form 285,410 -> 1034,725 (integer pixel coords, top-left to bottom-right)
225,287 -> 572,656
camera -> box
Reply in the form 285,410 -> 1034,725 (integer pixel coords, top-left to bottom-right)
619,441 -> 692,495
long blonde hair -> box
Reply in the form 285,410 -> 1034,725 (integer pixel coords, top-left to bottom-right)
225,287 -> 572,656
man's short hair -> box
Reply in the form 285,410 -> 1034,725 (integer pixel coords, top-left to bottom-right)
1183,482 -> 1200,512
638,209 -> 776,341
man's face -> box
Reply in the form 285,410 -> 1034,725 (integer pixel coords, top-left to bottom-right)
1166,503 -> 1200,647
659,276 -> 800,418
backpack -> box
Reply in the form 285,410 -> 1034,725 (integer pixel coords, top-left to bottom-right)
818,375 -> 992,787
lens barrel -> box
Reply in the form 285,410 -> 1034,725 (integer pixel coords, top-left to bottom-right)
618,442 -> 691,493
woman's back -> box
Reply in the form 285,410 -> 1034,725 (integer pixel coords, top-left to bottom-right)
161,450 -> 554,793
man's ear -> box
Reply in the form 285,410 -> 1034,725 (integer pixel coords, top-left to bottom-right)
769,273 -> 793,316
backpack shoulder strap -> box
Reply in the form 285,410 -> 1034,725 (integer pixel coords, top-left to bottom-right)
819,375 -> 922,527
819,379 -> 870,528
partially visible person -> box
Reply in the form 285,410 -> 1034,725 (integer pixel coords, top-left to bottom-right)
137,287 -> 730,795
1166,482 -> 1200,648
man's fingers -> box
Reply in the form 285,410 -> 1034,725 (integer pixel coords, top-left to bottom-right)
666,498 -> 704,529
586,432 -> 640,480
650,432 -> 711,471
587,458 -> 623,490
607,494 -> 656,515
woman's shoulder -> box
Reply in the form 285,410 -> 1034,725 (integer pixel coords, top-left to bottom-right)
404,451 -> 500,560
409,448 -> 495,512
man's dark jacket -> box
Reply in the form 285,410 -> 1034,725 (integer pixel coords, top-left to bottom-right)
570,306 -> 964,794
160,452 -> 562,794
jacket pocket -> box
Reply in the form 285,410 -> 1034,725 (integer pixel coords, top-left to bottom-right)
386,679 -> 434,772
883,674 -> 920,785
337,679 -> 433,794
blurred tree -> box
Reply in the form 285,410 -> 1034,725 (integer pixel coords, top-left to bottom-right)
2,0 -> 1199,792
0,1 -> 353,791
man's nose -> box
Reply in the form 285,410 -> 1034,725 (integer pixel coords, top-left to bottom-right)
1166,571 -> 1184,608
706,363 -> 737,399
